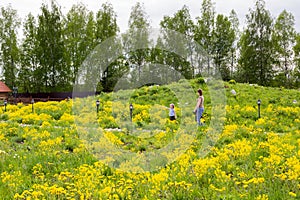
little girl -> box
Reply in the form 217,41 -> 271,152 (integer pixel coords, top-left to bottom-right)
169,103 -> 176,120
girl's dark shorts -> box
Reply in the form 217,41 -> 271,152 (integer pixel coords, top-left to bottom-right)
170,116 -> 176,121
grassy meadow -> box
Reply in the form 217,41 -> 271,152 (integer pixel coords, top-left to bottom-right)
0,79 -> 300,199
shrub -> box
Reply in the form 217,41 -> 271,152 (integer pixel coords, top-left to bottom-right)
196,77 -> 206,84
228,79 -> 236,84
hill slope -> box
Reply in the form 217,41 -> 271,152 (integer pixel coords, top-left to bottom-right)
0,80 -> 300,199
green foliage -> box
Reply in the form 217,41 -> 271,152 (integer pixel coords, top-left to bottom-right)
213,14 -> 235,81
130,85 -> 178,106
64,3 -> 94,86
35,1 -> 69,92
122,2 -> 151,83
238,0 -> 275,86
160,5 -> 195,78
0,80 -> 299,199
96,81 -> 103,93
228,79 -> 236,84
1,0 -> 300,95
273,10 -> 296,87
194,0 -> 215,76
19,13 -> 37,93
195,77 -> 206,84
0,5 -> 20,88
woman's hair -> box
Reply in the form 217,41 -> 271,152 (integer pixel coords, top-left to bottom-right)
170,103 -> 175,108
198,89 -> 202,96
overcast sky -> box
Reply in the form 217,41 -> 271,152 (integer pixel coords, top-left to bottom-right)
1,0 -> 300,33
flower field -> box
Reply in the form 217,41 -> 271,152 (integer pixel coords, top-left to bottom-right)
0,80 -> 300,199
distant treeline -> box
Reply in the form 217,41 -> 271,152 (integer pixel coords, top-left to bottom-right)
0,0 -> 300,94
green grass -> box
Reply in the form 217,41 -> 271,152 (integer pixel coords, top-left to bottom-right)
0,79 -> 300,199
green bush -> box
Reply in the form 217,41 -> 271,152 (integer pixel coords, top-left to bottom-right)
228,79 -> 236,84
196,77 -> 206,84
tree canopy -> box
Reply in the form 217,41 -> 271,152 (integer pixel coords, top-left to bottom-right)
0,0 -> 300,93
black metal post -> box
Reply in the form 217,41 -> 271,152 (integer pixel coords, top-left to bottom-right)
257,99 -> 261,119
4,100 -> 7,112
96,100 -> 100,113
31,99 -> 34,113
130,103 -> 133,122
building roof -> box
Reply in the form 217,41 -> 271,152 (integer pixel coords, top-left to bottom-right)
0,81 -> 12,93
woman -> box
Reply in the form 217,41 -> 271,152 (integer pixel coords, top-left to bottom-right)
194,89 -> 204,126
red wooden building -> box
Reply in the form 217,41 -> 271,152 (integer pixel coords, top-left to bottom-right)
0,81 -> 11,100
